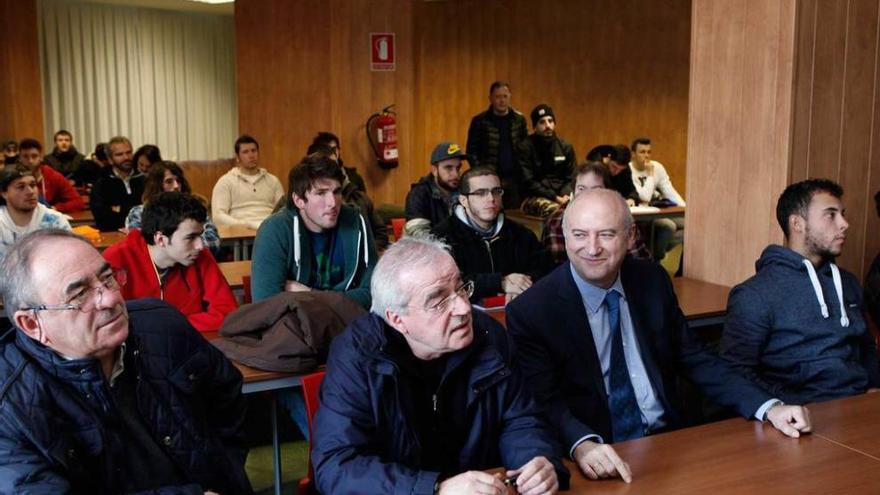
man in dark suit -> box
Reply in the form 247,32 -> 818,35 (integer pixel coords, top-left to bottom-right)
507,189 -> 811,483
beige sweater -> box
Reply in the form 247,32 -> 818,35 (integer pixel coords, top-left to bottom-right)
211,167 -> 284,230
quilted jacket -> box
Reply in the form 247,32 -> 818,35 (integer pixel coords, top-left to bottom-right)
0,299 -> 252,494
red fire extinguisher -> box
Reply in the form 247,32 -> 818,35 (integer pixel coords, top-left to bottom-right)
367,104 -> 399,169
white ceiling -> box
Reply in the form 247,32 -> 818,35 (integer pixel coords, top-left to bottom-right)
82,0 -> 233,15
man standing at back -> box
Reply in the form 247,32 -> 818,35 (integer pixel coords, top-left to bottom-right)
404,141 -> 466,237
519,104 -> 577,217
211,134 -> 284,231
18,138 -> 85,213
90,136 -> 145,231
721,179 -> 880,403
466,81 -> 529,208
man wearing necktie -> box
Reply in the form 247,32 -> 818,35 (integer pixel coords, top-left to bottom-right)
507,189 -> 811,483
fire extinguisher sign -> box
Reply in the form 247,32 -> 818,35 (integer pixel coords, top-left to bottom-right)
370,33 -> 396,71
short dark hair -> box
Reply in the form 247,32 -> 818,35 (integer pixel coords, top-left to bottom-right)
631,137 -> 651,151
306,143 -> 336,158
459,166 -> 498,195
489,81 -> 510,95
18,138 -> 42,152
141,192 -> 207,245
94,143 -> 109,161
53,129 -> 72,140
234,134 -> 259,154
133,144 -> 162,169
572,161 -> 612,190
0,164 -> 34,205
312,132 -> 340,149
775,178 -> 844,238
142,161 -> 191,204
287,154 -> 345,208
610,144 -> 631,165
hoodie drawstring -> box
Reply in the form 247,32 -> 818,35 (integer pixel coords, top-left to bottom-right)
802,259 -> 850,327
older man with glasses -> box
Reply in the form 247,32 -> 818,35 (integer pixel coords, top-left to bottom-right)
0,229 -> 251,494
311,236 -> 568,495
432,166 -> 553,304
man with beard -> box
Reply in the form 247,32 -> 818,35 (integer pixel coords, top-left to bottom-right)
721,179 -> 880,403
518,104 -> 576,217
251,154 -> 377,307
0,165 -> 72,263
44,129 -> 85,178
18,138 -> 85,213
102,192 -> 236,333
432,167 -> 552,304
0,229 -> 251,493
311,236 -> 567,494
404,141 -> 466,237
90,136 -> 146,231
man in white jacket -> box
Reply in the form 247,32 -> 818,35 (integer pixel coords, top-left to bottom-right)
0,165 -> 71,263
629,137 -> 685,261
211,134 -> 284,231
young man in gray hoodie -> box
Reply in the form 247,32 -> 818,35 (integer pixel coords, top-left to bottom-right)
720,179 -> 880,404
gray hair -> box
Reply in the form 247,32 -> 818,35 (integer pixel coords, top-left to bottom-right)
1,229 -> 91,320
370,235 -> 453,321
562,188 -> 634,233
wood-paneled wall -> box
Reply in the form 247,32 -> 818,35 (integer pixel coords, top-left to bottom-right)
235,0 -> 692,206
0,0 -> 44,141
686,0 -> 879,285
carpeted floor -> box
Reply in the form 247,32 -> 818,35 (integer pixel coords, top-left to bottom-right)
247,440 -> 309,494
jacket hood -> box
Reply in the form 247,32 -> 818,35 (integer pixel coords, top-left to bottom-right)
756,245 -> 850,328
452,203 -> 504,238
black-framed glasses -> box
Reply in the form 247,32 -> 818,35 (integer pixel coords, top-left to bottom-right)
22,269 -> 127,314
419,280 -> 475,314
465,187 -> 504,199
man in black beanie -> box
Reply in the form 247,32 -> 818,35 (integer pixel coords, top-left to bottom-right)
518,104 -> 577,217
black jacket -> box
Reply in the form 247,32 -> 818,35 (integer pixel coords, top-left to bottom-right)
432,207 -> 553,300
90,171 -> 145,231
0,299 -> 252,494
518,134 -> 577,199
405,174 -> 457,229
466,106 -> 529,170
45,146 -> 85,178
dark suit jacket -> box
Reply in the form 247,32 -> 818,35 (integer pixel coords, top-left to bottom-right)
507,258 -> 773,447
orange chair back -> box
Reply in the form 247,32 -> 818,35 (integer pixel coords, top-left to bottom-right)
297,370 -> 326,495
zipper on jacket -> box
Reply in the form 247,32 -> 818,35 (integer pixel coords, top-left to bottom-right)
482,239 -> 495,273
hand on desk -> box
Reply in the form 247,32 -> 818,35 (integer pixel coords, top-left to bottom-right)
437,470 -> 506,494
506,456 -> 559,495
767,404 -> 811,438
284,280 -> 312,292
574,440 -> 632,483
502,273 -> 533,296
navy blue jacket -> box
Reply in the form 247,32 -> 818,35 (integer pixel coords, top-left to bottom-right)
0,299 -> 251,494
311,310 -> 568,494
721,245 -> 880,404
507,259 -> 774,447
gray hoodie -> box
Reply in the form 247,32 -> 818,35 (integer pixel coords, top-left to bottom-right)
720,245 -> 880,403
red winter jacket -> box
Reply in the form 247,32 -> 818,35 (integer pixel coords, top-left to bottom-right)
37,164 -> 85,213
103,229 -> 237,332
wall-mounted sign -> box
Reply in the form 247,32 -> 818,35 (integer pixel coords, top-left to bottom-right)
370,33 -> 395,71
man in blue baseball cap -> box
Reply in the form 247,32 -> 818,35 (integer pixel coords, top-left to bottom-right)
404,141 -> 468,237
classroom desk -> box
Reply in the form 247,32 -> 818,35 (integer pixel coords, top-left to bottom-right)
218,225 -> 257,260
671,277 -> 731,328
66,209 -> 95,226
92,230 -> 127,251
808,392 -> 880,460
558,394 -> 880,493
219,260 -> 251,291
204,331 -> 301,495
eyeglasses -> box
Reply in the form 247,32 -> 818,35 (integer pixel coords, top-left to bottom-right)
23,269 -> 127,314
421,280 -> 475,313
465,188 -> 504,199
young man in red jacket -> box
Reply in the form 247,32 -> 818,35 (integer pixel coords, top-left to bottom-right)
18,138 -> 85,213
103,191 -> 237,332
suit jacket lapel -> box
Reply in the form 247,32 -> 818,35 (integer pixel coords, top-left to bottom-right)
558,265 -> 609,403
620,263 -> 669,408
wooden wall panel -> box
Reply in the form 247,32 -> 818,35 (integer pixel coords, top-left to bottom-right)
790,0 -> 880,280
0,0 -> 44,142
235,0 -> 692,207
685,0 -> 796,286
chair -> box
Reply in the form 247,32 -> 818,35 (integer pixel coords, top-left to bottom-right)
242,275 -> 253,304
297,370 -> 326,495
391,217 -> 405,241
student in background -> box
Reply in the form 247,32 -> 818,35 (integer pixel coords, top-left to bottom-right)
629,137 -> 685,260
518,104 -> 577,217
43,129 -> 85,178
90,136 -> 145,231
404,141 -> 466,237
0,164 -> 71,263
211,134 -> 284,231
18,138 -> 85,213
133,144 -> 163,175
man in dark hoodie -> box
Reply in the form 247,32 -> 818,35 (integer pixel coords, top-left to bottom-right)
518,104 -> 577,218
721,179 -> 880,404
864,190 -> 880,329
44,129 -> 85,178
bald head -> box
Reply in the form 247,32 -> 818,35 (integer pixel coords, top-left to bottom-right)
563,188 -> 633,233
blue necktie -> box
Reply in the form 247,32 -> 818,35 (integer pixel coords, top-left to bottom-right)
605,290 -> 645,442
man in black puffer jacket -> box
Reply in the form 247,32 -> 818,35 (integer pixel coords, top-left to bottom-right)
0,229 -> 251,494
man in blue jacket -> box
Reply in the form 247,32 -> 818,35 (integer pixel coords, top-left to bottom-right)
311,236 -> 567,495
721,179 -> 880,404
251,154 -> 377,307
0,229 -> 251,494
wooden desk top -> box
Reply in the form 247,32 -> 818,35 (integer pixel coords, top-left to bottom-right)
218,224 -> 258,240
564,396 -> 880,493
92,231 -> 127,251
219,260 -> 251,290
671,277 -> 730,320
67,209 -> 95,225
808,392 -> 880,459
